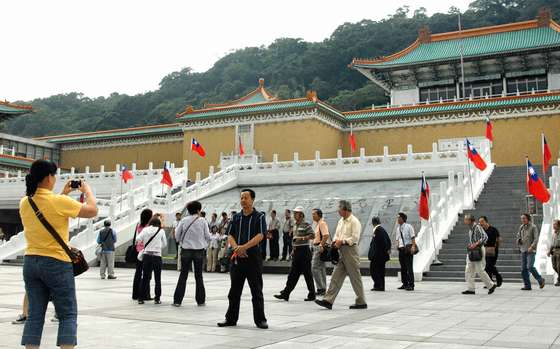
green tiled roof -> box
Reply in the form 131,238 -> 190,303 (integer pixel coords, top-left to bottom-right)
41,124 -> 183,144
344,93 -> 560,120
354,27 -> 560,68
236,92 -> 269,105
0,103 -> 32,117
178,99 -> 345,120
0,155 -> 33,168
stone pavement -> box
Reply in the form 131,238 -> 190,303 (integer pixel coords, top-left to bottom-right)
1,265 -> 560,349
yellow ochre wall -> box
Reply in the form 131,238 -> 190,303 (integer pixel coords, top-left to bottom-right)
184,126 -> 235,178
60,141 -> 183,172
351,114 -> 560,167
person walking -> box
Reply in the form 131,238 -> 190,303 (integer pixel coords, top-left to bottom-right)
218,189 -> 268,329
173,201 -> 211,306
311,208 -> 329,296
274,206 -> 316,302
462,214 -> 497,295
132,209 -> 153,300
368,217 -> 391,291
97,220 -> 117,280
20,159 -> 98,348
396,212 -> 416,291
315,200 -> 367,310
479,216 -> 502,287
517,213 -> 545,290
281,209 -> 294,261
267,210 -> 281,261
137,217 -> 167,304
547,219 -> 560,286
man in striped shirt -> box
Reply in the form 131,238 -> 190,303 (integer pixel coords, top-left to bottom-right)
463,214 -> 497,295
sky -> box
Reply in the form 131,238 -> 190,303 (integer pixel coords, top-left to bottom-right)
1,0 -> 471,102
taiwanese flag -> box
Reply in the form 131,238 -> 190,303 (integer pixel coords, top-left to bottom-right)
419,173 -> 430,220
238,136 -> 245,156
543,134 -> 552,175
466,139 -> 487,171
191,138 -> 206,157
161,163 -> 173,188
485,116 -> 493,142
121,165 -> 134,184
349,133 -> 357,153
527,159 -> 550,203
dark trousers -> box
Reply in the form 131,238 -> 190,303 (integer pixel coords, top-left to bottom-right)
370,259 -> 386,290
173,249 -> 206,305
139,255 -> 162,301
282,246 -> 315,297
225,252 -> 266,325
398,248 -> 414,287
269,230 -> 280,259
485,250 -> 502,282
282,232 -> 292,259
260,239 -> 267,260
132,260 -> 151,300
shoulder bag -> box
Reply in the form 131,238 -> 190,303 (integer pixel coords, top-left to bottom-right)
137,227 -> 162,261
176,217 -> 200,257
27,196 -> 89,277
318,224 -> 339,264
125,224 -> 140,263
95,228 -> 112,257
401,226 -> 419,255
467,225 -> 483,262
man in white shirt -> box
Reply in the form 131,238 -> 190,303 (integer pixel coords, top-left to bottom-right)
315,200 -> 366,310
396,212 -> 416,291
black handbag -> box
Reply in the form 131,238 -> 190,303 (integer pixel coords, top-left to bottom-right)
125,224 -> 140,263
317,224 -> 339,264
467,225 -> 483,262
400,227 -> 419,255
27,196 -> 89,277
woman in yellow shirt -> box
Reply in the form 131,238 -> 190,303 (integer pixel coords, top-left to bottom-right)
20,160 -> 97,349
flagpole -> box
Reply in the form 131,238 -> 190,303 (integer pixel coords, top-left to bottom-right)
465,141 -> 476,205
119,167 -> 123,212
458,13 -> 466,100
541,133 -> 545,177
350,123 -> 354,157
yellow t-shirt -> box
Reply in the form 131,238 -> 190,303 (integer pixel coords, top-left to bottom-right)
20,188 -> 83,262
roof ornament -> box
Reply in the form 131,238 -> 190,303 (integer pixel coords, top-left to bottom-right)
537,7 -> 551,27
306,90 -> 318,102
177,105 -> 194,116
418,25 -> 432,44
258,78 -> 265,88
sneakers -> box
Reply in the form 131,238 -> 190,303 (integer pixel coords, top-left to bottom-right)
12,314 -> 26,325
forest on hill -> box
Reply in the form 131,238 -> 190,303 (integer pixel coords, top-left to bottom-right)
5,0 -> 560,137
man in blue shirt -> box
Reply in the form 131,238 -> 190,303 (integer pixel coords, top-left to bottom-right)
97,220 -> 117,280
218,189 -> 268,329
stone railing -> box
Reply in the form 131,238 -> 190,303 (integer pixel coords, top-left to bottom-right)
536,161 -> 560,277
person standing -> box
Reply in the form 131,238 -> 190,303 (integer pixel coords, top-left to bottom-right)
274,206 -> 316,302
396,212 -> 416,291
97,220 -> 117,280
267,210 -> 281,261
173,201 -> 211,306
132,209 -> 153,300
368,217 -> 391,291
281,209 -> 295,261
479,216 -> 502,287
207,225 -> 220,272
137,217 -> 167,304
218,189 -> 268,329
462,214 -> 496,294
517,213 -> 545,290
311,208 -> 329,296
547,219 -> 560,286
172,212 -> 182,271
315,200 -> 367,310
20,159 -> 98,348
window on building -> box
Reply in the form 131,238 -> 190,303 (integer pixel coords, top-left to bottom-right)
506,75 -> 548,94
237,124 -> 253,155
419,85 -> 457,102
461,80 -> 503,99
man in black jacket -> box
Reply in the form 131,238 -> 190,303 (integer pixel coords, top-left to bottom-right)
368,217 -> 391,291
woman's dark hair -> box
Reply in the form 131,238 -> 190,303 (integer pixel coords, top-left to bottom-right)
372,217 -> 381,225
221,212 -> 227,218
313,208 -> 323,218
212,213 -> 217,219
522,213 -> 532,222
187,201 -> 202,215
140,209 -> 153,227
25,160 -> 57,196
398,212 -> 407,222
148,217 -> 162,228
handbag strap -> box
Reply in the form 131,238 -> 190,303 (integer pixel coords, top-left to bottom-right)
132,223 -> 139,246
142,227 -> 162,251
27,196 -> 75,261
399,225 -> 405,246
178,217 -> 200,245
100,228 -> 112,244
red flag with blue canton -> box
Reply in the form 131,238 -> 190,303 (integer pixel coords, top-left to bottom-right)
238,136 -> 245,156
466,139 -> 487,171
191,138 -> 206,157
349,133 -> 357,153
485,116 -> 493,142
527,159 -> 550,203
543,135 -> 552,175
121,165 -> 134,184
161,163 -> 173,188
419,173 -> 430,220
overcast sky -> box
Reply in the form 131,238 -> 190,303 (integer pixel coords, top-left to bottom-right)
2,0 -> 471,102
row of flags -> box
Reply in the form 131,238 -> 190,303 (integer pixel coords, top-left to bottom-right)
120,163 -> 174,188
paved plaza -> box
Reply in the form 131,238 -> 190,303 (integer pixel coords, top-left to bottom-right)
1,266 -> 560,349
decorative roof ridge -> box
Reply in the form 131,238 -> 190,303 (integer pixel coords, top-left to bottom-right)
350,17 -> 560,67
0,153 -> 34,162
202,78 -> 276,109
34,122 -> 182,141
342,91 -> 560,116
0,100 -> 33,111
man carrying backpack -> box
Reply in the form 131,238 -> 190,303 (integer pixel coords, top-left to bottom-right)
97,220 -> 117,279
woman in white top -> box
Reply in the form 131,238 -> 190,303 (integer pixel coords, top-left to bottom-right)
136,217 -> 167,304
207,225 -> 220,272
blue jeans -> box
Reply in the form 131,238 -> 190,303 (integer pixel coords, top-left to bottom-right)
521,251 -> 542,289
22,255 -> 77,347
